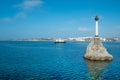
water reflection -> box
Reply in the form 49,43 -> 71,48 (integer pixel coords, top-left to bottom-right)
85,59 -> 111,80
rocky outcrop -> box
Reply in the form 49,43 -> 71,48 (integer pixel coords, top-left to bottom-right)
84,36 -> 113,61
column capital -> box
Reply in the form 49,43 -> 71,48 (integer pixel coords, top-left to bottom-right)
95,16 -> 99,21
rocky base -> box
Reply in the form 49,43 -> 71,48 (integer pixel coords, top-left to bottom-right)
84,36 -> 113,61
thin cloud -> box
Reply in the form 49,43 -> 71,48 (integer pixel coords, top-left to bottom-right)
78,27 -> 91,32
0,17 -> 12,23
15,0 -> 43,10
14,12 -> 27,19
1,0 -> 44,23
116,26 -> 120,29
0,12 -> 26,23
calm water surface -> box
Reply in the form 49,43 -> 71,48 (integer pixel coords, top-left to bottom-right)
0,41 -> 120,80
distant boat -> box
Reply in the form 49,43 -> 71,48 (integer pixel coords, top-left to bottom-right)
54,39 -> 66,43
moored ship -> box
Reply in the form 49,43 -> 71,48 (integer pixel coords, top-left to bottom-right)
54,39 -> 66,43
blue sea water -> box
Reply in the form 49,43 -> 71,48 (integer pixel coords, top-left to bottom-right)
0,41 -> 120,80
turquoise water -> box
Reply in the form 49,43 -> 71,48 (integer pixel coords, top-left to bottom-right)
0,41 -> 120,80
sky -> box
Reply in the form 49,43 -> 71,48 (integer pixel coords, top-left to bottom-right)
0,0 -> 120,39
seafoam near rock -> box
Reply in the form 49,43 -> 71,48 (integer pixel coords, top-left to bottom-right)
84,36 -> 113,61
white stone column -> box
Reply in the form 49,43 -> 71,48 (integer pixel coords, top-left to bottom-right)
96,21 -> 99,36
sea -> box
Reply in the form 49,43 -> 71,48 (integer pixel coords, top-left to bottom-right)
0,41 -> 120,80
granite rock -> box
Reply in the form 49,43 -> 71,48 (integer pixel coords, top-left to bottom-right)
84,36 -> 113,61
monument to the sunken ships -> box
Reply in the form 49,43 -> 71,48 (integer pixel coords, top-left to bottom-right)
84,16 -> 113,61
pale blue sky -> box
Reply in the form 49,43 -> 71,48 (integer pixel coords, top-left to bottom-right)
0,0 -> 120,39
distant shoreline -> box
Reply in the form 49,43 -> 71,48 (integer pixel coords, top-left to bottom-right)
0,37 -> 120,42
0,40 -> 120,42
